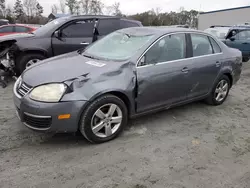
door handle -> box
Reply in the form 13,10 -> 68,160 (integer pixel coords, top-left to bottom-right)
216,61 -> 221,67
242,42 -> 249,44
181,67 -> 189,73
80,42 -> 90,45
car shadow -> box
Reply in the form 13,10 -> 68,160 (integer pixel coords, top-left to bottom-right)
40,100 -> 207,146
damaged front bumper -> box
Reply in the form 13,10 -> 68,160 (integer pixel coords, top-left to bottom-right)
13,79 -> 89,133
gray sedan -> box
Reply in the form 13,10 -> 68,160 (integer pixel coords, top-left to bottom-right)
13,27 -> 242,143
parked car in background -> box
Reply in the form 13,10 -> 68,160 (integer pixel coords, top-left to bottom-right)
0,15 -> 142,75
204,25 -> 250,62
0,19 -> 9,26
13,27 -> 242,143
0,24 -> 36,36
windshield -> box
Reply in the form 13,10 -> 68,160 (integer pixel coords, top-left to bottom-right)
32,17 -> 69,35
83,31 -> 154,61
204,28 -> 230,39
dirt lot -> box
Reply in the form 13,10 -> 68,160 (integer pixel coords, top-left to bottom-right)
1,63 -> 250,188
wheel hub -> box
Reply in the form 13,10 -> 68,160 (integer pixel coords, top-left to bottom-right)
91,104 -> 123,138
215,80 -> 229,102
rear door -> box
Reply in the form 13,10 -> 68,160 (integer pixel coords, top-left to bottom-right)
52,19 -> 95,56
186,33 -> 222,99
0,26 -> 14,36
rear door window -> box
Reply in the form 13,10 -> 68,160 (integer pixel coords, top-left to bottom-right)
15,26 -> 30,32
97,19 -> 120,36
191,34 -> 213,57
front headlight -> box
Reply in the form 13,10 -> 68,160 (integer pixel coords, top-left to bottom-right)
29,83 -> 66,102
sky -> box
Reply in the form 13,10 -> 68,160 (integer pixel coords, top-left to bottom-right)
6,0 -> 250,16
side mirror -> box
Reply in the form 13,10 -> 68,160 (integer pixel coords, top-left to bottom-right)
230,37 -> 236,41
139,55 -> 146,66
54,30 -> 61,38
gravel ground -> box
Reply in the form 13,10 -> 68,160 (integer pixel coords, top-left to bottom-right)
1,63 -> 250,188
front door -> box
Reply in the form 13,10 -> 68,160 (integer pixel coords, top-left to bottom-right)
187,33 -> 222,99
136,33 -> 193,113
226,30 -> 250,57
52,19 -> 95,56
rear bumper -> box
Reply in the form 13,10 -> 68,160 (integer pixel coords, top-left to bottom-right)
13,93 -> 88,133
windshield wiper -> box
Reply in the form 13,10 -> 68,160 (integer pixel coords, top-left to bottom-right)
125,33 -> 131,38
83,54 -> 101,60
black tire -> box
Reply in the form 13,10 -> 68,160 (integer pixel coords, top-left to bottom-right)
18,53 -> 46,73
205,75 -> 231,106
79,94 -> 128,144
242,57 -> 249,62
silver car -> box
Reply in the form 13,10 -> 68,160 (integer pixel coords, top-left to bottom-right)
13,27 -> 242,143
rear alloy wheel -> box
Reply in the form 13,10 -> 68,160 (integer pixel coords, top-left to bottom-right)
79,94 -> 128,143
205,75 -> 230,105
214,80 -> 229,102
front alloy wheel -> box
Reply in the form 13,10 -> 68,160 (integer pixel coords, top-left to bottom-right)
91,104 -> 123,138
26,59 -> 40,69
79,94 -> 128,143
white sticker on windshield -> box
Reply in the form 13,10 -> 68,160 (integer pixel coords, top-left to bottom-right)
85,61 -> 106,67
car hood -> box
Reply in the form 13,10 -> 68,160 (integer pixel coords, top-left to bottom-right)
22,51 -> 128,86
0,33 -> 34,42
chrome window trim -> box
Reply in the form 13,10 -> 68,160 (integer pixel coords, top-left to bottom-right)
136,31 -> 223,68
137,52 -> 223,69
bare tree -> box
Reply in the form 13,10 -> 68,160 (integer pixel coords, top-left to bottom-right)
81,0 -> 90,14
89,0 -> 103,15
80,0 -> 103,15
112,2 -> 121,16
51,4 -> 58,14
23,0 -> 37,17
75,2 -> 80,15
59,0 -> 66,13
65,0 -> 77,14
0,0 -> 6,16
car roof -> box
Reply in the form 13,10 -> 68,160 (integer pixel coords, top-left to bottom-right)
0,24 -> 34,28
229,26 -> 250,31
67,15 -> 142,24
118,26 -> 200,36
209,25 -> 250,31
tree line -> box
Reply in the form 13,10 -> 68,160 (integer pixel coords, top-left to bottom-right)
0,0 -> 200,28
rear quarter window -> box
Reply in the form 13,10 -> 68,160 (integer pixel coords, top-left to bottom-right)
209,37 -> 222,53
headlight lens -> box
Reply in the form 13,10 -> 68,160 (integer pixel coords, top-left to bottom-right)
29,83 -> 66,102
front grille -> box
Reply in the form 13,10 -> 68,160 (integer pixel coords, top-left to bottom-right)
17,82 -> 32,97
23,113 -> 52,129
